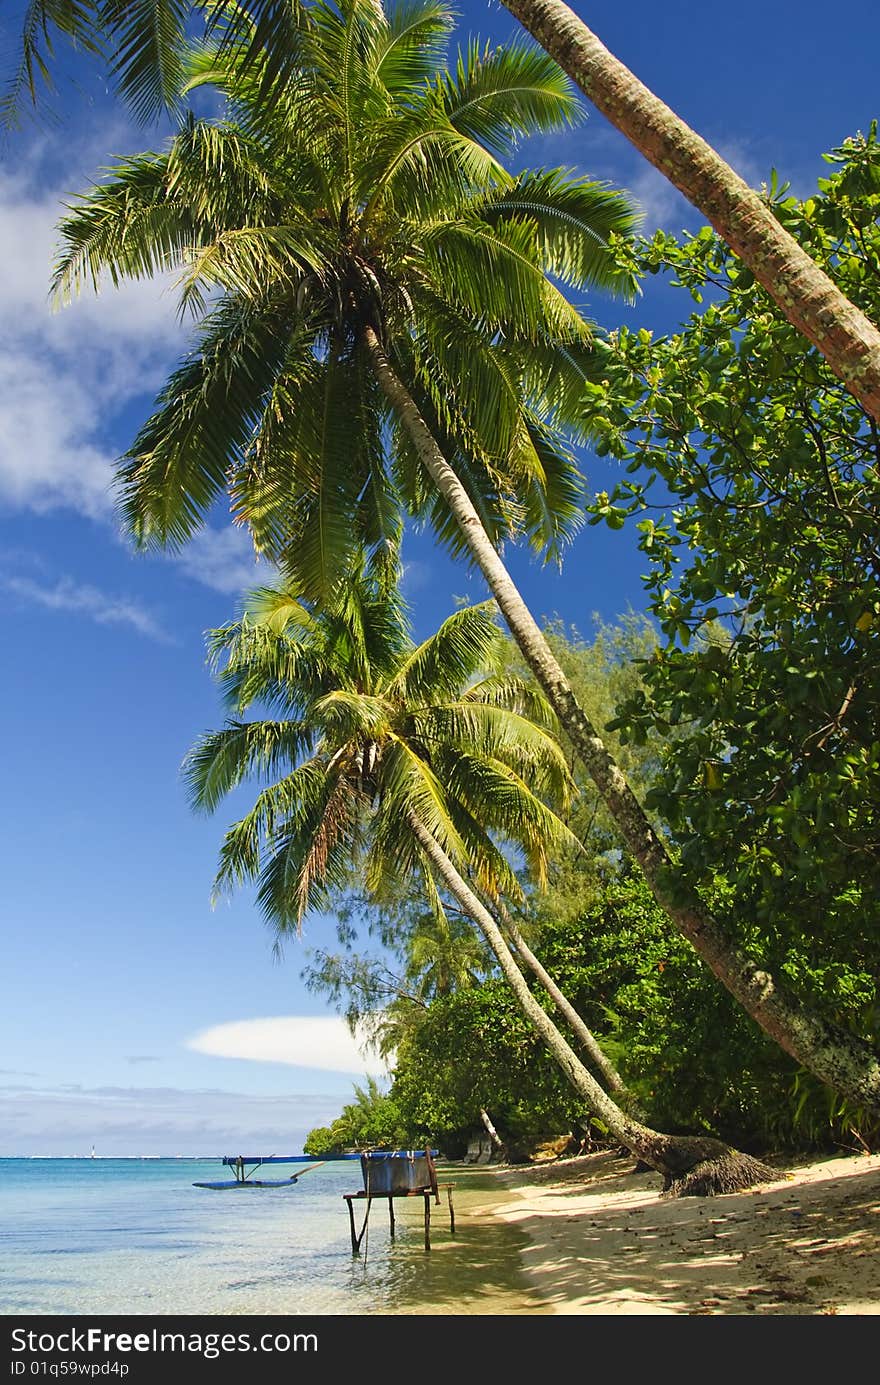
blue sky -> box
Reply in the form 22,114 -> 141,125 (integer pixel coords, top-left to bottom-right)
1,0 -> 878,1155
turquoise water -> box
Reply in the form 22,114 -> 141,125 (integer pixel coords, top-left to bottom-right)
1,1159 -> 540,1316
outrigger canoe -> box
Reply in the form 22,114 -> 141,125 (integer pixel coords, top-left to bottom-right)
193,1153 -> 357,1190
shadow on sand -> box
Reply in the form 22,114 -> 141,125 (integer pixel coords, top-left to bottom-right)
493,1152 -> 880,1315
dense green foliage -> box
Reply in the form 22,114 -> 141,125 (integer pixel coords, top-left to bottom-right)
303,1077 -> 409,1154
306,609 -> 879,1158
579,133 -> 880,1038
309,866 -> 878,1157
525,869 -> 877,1153
390,978 -> 585,1150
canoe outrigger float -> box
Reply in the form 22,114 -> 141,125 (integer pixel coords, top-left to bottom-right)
193,1153 -> 359,1190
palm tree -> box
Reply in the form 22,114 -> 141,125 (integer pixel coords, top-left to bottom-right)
54,0 -> 880,1114
186,562 -> 772,1191
15,1 -> 880,422
405,910 -> 486,1000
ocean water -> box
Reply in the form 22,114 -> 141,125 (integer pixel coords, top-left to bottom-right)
1,1159 -> 543,1316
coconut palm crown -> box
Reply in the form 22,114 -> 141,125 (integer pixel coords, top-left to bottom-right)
184,559 -> 580,936
53,0 -> 638,592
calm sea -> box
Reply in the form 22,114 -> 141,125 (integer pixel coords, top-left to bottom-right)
1,1158 -> 543,1316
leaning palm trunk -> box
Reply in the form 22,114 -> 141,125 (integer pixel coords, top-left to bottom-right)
363,325 -> 880,1112
479,1107 -> 505,1154
495,899 -> 626,1094
408,813 -> 772,1194
500,0 -> 880,423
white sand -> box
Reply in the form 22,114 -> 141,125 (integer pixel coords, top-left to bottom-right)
490,1149 -> 880,1315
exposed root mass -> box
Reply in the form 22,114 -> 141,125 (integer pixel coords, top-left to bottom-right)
663,1151 -> 776,1198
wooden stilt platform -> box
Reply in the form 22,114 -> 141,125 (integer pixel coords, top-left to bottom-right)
343,1183 -> 456,1254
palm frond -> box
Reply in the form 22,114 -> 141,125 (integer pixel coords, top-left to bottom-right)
378,734 -> 467,861
482,169 -> 641,298
211,756 -> 330,893
374,0 -> 453,92
510,413 -> 587,564
417,214 -> 591,341
115,293 -> 294,549
437,38 -> 582,159
184,718 -> 313,811
310,690 -> 392,744
256,773 -> 365,928
385,600 -> 501,703
100,0 -> 190,122
2,0 -> 101,128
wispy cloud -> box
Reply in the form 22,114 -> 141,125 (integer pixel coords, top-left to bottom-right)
0,147 -> 276,605
400,558 -> 433,595
0,349 -> 116,520
1,573 -> 171,642
187,1015 -> 386,1076
169,526 -> 275,596
717,135 -> 770,189
0,1082 -> 346,1156
125,1056 -> 161,1066
628,164 -> 695,234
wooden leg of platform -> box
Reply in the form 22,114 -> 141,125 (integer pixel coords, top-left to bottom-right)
346,1196 -> 357,1255
356,1196 -> 372,1253
389,1198 -> 396,1239
423,1190 -> 431,1251
446,1184 -> 455,1235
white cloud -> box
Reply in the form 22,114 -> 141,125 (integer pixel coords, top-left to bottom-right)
0,153 -> 181,523
187,1016 -> 387,1076
0,165 -> 180,368
169,526 -> 275,596
0,349 -> 115,519
0,146 -> 274,608
1,573 -> 171,642
400,558 -> 432,594
0,149 -> 280,606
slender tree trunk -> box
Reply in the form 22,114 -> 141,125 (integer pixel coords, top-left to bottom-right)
408,812 -> 770,1191
479,1106 -> 505,1152
500,0 -> 880,423
495,899 -> 626,1094
363,324 -> 880,1112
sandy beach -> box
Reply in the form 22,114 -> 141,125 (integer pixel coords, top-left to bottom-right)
482,1149 -> 880,1315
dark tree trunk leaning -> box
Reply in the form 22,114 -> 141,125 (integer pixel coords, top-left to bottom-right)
408,812 -> 773,1194
362,324 -> 880,1114
500,0 -> 880,422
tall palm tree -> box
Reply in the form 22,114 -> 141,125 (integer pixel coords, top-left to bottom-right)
14,1 -> 880,421
54,0 -> 880,1113
187,563 -> 772,1191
